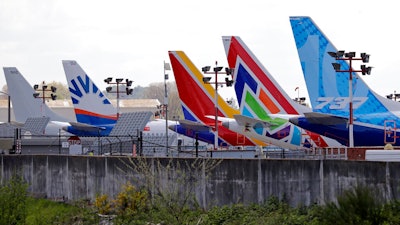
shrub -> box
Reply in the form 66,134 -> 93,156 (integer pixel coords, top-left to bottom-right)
0,174 -> 28,225
94,182 -> 150,224
319,186 -> 385,225
94,194 -> 112,215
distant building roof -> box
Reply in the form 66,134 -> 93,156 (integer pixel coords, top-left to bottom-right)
0,99 -> 161,108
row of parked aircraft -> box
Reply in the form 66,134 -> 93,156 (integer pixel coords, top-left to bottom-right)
5,61 -> 208,147
171,16 -> 400,148
3,16 -> 399,149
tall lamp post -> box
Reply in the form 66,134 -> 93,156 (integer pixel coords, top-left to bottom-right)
294,97 -> 306,106
33,81 -> 57,117
386,91 -> 400,102
104,77 -> 134,119
328,51 -> 372,147
294,87 -> 307,106
164,61 -> 171,156
0,91 -> 10,123
201,61 -> 234,151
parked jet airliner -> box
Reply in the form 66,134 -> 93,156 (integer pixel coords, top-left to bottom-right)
62,60 -> 207,146
3,67 -> 73,135
289,16 -> 400,146
4,64 -> 201,148
168,51 -> 265,147
221,36 -> 342,149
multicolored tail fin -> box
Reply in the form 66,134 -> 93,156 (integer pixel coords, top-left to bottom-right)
223,36 -> 309,115
3,67 -> 69,123
62,60 -> 118,126
289,16 -> 400,121
168,51 -> 260,146
222,36 -> 341,148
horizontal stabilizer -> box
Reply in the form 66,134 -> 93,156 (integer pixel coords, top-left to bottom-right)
234,114 -> 275,128
178,120 -> 212,132
10,121 -> 24,127
303,112 -> 347,125
204,115 -> 232,122
69,121 -> 107,132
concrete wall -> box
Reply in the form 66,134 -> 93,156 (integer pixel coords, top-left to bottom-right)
0,155 -> 396,207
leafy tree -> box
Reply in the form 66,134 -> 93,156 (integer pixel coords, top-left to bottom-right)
101,81 -> 183,119
46,81 -> 70,100
131,85 -> 146,99
142,82 -> 183,120
142,82 -> 165,100
1,85 -> 8,99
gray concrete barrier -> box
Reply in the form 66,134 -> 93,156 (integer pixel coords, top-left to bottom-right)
0,155 -> 395,208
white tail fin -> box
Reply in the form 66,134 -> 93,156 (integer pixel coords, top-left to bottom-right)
3,67 -> 69,123
62,60 -> 117,125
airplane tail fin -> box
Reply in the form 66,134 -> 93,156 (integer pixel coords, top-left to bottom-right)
168,51 -> 258,146
62,60 -> 117,126
168,51 -> 239,122
3,67 -> 69,123
289,16 -> 399,118
222,36 -> 309,117
222,36 -> 344,148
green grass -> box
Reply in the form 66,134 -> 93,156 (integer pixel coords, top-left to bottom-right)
25,198 -> 99,225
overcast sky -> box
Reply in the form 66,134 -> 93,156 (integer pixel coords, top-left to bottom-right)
0,0 -> 398,102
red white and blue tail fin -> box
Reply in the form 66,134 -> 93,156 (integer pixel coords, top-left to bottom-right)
62,60 -> 118,127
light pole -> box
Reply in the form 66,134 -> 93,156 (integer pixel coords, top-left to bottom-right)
164,61 -> 171,156
294,97 -> 306,106
328,51 -> 372,147
386,91 -> 400,102
33,81 -> 57,117
201,61 -> 233,151
104,77 -> 134,119
0,91 -> 10,123
293,87 -> 307,106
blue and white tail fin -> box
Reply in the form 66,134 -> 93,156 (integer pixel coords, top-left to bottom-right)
290,16 -> 400,122
3,67 -> 69,123
62,60 -> 118,126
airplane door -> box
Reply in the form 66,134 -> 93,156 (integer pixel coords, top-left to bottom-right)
384,120 -> 396,144
237,133 -> 245,145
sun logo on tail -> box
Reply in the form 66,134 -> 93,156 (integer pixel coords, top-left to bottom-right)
69,74 -> 112,105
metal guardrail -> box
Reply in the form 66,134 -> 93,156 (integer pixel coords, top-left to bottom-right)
302,147 -> 348,160
0,133 -> 349,160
